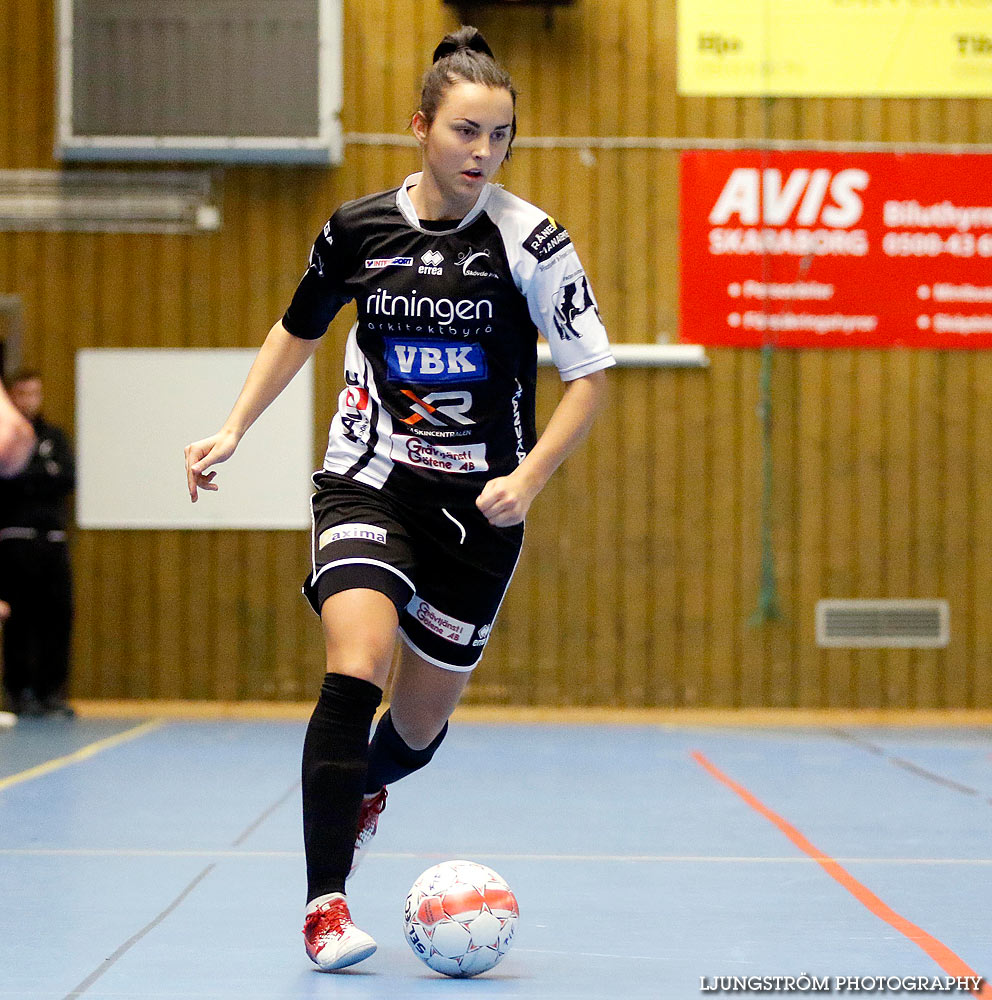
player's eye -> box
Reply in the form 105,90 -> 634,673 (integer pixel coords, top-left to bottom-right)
492,130 -> 508,143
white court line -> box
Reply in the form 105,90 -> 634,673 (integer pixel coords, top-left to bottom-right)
2,848 -> 992,865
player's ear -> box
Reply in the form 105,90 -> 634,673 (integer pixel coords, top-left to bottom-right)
411,110 -> 430,146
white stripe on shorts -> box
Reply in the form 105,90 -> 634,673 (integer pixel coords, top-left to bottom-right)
397,628 -> 481,673
310,557 -> 416,596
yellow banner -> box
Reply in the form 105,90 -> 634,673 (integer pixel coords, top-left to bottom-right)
677,0 -> 992,97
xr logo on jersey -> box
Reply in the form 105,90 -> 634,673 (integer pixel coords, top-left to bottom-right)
399,389 -> 475,428
385,339 -> 488,383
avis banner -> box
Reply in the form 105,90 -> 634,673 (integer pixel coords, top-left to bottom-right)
679,151 -> 992,349
677,0 -> 992,97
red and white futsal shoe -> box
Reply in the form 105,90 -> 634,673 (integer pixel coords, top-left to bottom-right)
303,893 -> 376,970
348,787 -> 387,878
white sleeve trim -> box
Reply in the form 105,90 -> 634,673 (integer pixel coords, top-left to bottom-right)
556,352 -> 617,381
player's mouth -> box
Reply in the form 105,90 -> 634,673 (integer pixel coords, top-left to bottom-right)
462,168 -> 485,182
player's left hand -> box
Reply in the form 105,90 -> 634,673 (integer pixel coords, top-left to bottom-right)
475,472 -> 538,527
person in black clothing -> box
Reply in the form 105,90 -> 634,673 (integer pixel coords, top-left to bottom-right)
0,371 -> 75,717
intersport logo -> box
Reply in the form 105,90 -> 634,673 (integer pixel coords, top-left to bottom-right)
366,256 -> 413,269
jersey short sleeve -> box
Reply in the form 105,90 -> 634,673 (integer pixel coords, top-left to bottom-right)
281,212 -> 356,340
494,196 -> 615,382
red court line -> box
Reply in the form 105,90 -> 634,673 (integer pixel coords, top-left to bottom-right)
692,750 -> 990,998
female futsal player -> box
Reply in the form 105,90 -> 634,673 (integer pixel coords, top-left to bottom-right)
185,27 -> 614,971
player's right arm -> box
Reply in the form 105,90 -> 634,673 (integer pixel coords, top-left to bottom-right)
185,213 -> 355,502
184,319 -> 320,502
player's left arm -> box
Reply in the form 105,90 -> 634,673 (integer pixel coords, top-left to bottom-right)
475,369 -> 607,527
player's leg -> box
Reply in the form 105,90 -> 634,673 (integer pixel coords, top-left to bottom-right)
366,642 -> 469,788
352,505 -> 524,873
301,588 -> 395,971
350,646 -> 470,873
300,473 -> 417,970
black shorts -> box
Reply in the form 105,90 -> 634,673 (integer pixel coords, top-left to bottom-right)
303,471 -> 524,671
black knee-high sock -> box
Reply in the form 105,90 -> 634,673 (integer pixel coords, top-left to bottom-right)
302,672 -> 382,902
364,708 -> 448,793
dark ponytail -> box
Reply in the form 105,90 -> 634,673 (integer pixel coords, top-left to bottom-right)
431,25 -> 496,64
419,26 -> 517,155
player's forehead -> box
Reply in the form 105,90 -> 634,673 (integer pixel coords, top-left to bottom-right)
433,80 -> 513,127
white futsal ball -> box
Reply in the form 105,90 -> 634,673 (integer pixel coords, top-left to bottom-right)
404,860 -> 519,977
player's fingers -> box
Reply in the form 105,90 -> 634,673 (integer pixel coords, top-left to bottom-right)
185,441 -> 218,498
476,479 -> 508,514
185,444 -> 201,501
190,445 -> 219,474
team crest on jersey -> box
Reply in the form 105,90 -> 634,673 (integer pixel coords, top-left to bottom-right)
552,273 -> 602,341
366,256 -> 413,269
385,339 -> 487,383
455,248 -> 498,278
524,216 -> 572,262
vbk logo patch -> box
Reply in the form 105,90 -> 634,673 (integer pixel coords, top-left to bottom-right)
385,339 -> 487,383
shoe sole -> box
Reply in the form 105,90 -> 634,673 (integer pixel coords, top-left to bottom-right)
311,939 -> 377,971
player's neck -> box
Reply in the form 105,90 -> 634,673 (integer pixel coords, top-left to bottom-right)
407,173 -> 472,223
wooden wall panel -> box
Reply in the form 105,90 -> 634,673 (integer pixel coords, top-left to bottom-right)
2,1 -> 991,707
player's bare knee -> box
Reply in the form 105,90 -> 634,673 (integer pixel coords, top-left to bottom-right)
389,710 -> 448,752
323,652 -> 391,688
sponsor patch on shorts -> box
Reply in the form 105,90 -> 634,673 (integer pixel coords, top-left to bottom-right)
406,596 -> 474,646
390,438 -> 488,473
318,522 -> 387,549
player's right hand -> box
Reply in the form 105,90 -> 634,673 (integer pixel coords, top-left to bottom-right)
184,429 -> 240,502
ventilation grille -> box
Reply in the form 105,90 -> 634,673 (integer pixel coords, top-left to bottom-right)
815,599 -> 949,648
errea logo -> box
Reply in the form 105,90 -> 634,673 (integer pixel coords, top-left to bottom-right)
419,250 -> 444,275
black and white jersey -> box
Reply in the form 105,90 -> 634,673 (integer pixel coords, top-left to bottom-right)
282,172 -> 615,506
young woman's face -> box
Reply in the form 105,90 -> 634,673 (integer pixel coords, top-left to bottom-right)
413,81 -> 514,217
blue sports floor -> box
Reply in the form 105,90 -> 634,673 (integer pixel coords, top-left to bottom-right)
1,716 -> 990,999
